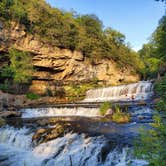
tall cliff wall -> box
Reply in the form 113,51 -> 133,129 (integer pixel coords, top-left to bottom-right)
0,21 -> 140,94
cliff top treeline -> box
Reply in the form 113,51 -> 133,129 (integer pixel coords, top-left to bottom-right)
0,0 -> 143,72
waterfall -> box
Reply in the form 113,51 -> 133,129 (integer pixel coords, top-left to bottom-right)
21,107 -> 100,118
0,126 -> 148,166
83,81 -> 153,102
20,81 -> 153,118
0,126 -> 33,150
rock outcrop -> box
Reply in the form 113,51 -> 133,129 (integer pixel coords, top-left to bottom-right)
0,111 -> 21,118
0,21 -> 140,94
32,123 -> 72,145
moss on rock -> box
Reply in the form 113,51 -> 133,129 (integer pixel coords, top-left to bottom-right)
0,117 -> 6,127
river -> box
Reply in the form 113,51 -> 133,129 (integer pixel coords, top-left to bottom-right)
0,81 -> 153,166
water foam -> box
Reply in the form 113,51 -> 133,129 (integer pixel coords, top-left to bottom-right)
83,81 -> 153,102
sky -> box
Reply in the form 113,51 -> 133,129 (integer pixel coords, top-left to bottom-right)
46,0 -> 165,51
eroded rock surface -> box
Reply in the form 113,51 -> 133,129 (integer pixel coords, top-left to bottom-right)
0,21 -> 140,94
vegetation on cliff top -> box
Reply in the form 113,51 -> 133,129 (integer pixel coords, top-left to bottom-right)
0,0 -> 143,72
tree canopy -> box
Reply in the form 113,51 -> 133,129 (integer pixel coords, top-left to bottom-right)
139,15 -> 166,79
0,0 -> 143,72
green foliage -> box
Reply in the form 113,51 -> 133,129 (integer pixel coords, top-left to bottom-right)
153,16 -> 166,61
0,0 -> 143,72
139,15 -> 166,79
154,75 -> 166,100
154,75 -> 166,112
155,99 -> 166,111
0,83 -> 9,92
26,93 -> 40,100
0,0 -> 14,19
65,83 -> 98,101
1,66 -> 14,79
134,116 -> 166,166
0,0 -> 29,27
112,104 -> 130,123
8,48 -> 33,84
99,102 -> 111,116
134,75 -> 166,165
0,48 -> 33,94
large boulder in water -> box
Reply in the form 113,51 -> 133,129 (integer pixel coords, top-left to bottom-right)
32,123 -> 72,145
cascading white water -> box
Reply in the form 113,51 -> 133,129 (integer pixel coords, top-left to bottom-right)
20,81 -> 153,118
0,126 -> 148,166
21,107 -> 100,118
0,126 -> 33,150
83,81 -> 153,102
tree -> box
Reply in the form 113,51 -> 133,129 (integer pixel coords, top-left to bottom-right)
8,48 -> 33,84
0,0 -> 143,73
139,15 -> 166,78
104,28 -> 125,46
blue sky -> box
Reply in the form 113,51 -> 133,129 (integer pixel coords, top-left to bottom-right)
46,0 -> 165,51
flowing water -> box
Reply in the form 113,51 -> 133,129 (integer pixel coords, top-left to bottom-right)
0,81 -> 154,166
83,81 -> 153,102
0,127 -> 148,166
21,107 -> 100,118
20,81 -> 153,118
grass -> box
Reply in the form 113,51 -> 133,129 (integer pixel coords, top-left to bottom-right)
112,104 -> 130,123
26,93 -> 40,100
99,102 -> 112,116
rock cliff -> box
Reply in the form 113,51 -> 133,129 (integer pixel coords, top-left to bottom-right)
0,21 -> 140,94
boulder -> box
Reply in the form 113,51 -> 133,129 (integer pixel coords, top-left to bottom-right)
104,108 -> 114,118
0,111 -> 21,118
7,107 -> 17,112
32,123 -> 72,145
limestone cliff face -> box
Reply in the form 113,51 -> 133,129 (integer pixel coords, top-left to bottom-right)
0,21 -> 140,94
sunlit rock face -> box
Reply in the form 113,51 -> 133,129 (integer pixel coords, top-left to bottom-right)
0,21 -> 139,94
84,81 -> 153,102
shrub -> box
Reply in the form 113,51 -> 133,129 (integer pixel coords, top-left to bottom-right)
154,75 -> 166,99
112,104 -> 130,123
0,83 -> 9,92
134,116 -> 166,166
26,93 -> 40,100
99,102 -> 111,116
134,75 -> 166,165
65,83 -> 98,101
155,99 -> 166,111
